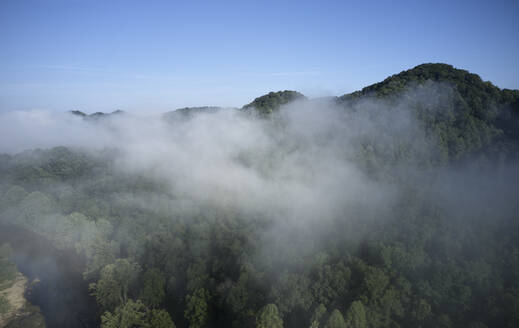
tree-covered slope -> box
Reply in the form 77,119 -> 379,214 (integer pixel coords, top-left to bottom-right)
1,64 -> 518,328
337,63 -> 519,162
243,90 -> 307,115
339,63 -> 502,101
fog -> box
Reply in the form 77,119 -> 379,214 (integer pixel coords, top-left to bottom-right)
1,82 -> 518,327
0,96 -> 409,225
1,83 -> 515,229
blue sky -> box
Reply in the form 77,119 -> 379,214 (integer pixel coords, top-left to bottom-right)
1,0 -> 518,112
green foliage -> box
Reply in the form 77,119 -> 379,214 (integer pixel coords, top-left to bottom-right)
148,309 -> 176,328
101,299 -> 176,328
272,272 -> 313,314
310,262 -> 350,307
362,267 -> 389,299
256,304 -> 283,328
139,268 -> 166,308
309,304 -> 327,328
243,90 -> 306,115
83,235 -> 118,280
101,299 -> 148,328
11,146 -> 92,184
338,63 -> 518,163
324,309 -> 346,328
345,301 -> 367,328
2,141 -> 517,327
90,259 -> 141,311
184,288 -> 210,328
0,63 -> 518,328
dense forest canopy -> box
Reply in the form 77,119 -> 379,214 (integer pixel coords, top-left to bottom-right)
0,63 -> 518,328
242,91 -> 307,115
338,63 -> 519,162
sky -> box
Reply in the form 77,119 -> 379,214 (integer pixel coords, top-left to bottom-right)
0,0 -> 518,113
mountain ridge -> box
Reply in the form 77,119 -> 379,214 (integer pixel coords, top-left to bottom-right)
70,63 -> 518,117
65,63 -> 519,163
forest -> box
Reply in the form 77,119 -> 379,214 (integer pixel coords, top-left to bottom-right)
0,63 -> 518,328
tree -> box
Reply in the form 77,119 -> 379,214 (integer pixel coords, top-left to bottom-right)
139,268 -> 166,308
362,267 -> 389,300
185,288 -> 210,328
148,309 -> 176,328
311,263 -> 350,306
256,304 -> 283,328
243,90 -> 307,115
324,309 -> 346,328
90,259 -> 140,311
309,304 -> 327,328
101,299 -> 147,328
411,298 -> 431,322
101,300 -> 176,328
345,301 -> 367,328
272,272 -> 313,314
83,235 -> 117,280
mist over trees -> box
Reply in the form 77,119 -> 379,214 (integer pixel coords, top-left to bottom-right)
0,63 -> 519,328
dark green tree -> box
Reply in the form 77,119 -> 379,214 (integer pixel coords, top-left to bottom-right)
148,309 -> 176,328
324,309 -> 346,328
345,301 -> 367,328
90,259 -> 140,311
139,268 -> 166,308
243,90 -> 306,115
309,304 -> 327,328
184,288 -> 210,328
101,299 -> 147,328
256,304 -> 283,328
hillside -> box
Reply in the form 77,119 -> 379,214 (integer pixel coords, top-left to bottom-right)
337,63 -> 519,162
241,64 -> 519,164
1,64 -> 518,328
242,90 -> 307,115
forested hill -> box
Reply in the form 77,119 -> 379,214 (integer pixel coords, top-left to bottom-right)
334,63 -> 519,162
240,64 -> 519,163
2,64 -> 517,328
242,90 -> 307,115
68,63 -> 519,162
337,64 -> 519,156
338,63 -> 514,100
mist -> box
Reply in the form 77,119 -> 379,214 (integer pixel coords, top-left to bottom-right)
0,92 -> 421,227
1,82 -> 515,251
1,81 -> 518,328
